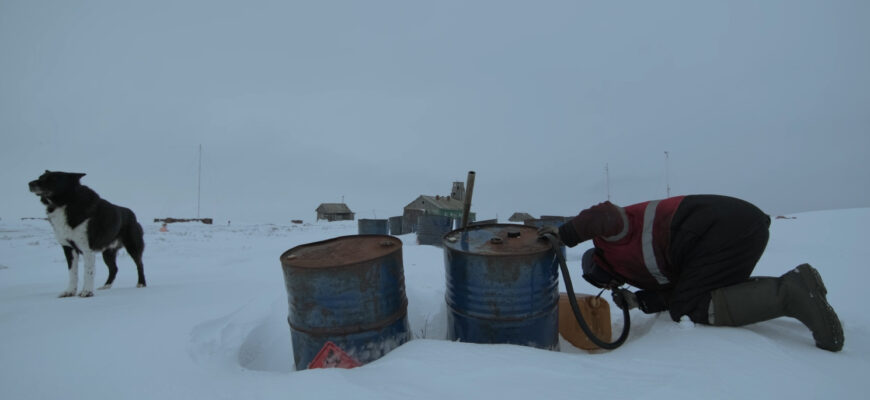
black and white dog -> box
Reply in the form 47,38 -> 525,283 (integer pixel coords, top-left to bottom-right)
29,171 -> 146,297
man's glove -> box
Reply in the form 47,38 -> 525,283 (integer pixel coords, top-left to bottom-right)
611,288 -> 639,311
537,226 -> 561,244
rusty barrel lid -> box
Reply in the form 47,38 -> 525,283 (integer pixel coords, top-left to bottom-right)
442,224 -> 551,256
281,235 -> 402,269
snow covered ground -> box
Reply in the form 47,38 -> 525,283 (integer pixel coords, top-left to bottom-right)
1,209 -> 868,399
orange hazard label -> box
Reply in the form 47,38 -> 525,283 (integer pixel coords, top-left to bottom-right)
308,341 -> 361,369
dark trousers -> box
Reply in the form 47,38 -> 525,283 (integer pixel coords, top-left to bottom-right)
666,195 -> 771,323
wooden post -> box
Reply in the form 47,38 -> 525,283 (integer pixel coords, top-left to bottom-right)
460,171 -> 476,229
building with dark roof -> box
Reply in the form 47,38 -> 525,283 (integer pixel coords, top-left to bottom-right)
315,203 -> 355,222
402,182 -> 474,233
508,212 -> 535,222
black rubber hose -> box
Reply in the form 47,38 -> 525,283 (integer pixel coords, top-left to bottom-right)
547,236 -> 631,350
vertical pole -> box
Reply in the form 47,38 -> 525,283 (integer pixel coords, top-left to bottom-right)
664,151 -> 671,198
197,144 -> 202,218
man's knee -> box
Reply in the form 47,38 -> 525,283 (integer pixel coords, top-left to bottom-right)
669,294 -> 713,324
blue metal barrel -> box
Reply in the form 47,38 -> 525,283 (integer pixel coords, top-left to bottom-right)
442,224 -> 560,350
388,216 -> 403,236
417,215 -> 453,246
358,219 -> 388,235
280,235 -> 411,370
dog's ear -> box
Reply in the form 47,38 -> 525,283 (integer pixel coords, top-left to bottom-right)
72,173 -> 86,181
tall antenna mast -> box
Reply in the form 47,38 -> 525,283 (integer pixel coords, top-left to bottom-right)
664,151 -> 671,198
197,144 -> 202,218
605,163 -> 611,201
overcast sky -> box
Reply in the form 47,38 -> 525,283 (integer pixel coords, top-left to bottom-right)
2,0 -> 868,224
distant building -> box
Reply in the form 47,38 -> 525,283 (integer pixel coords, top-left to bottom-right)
402,182 -> 474,233
540,215 -> 571,224
316,203 -> 355,222
508,212 -> 535,223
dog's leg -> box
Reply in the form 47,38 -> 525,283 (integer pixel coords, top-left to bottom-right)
59,246 -> 78,298
123,224 -> 147,288
100,248 -> 119,290
78,251 -> 96,297
134,256 -> 146,288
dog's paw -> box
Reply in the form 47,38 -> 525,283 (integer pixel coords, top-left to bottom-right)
136,283 -> 146,288
58,291 -> 76,298
77,290 -> 94,298
98,284 -> 112,290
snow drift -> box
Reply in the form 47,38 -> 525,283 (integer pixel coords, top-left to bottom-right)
1,209 -> 867,399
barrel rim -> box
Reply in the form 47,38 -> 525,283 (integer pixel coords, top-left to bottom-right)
280,234 -> 403,269
441,223 -> 552,256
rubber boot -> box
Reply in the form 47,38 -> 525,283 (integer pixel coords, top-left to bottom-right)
709,264 -> 843,352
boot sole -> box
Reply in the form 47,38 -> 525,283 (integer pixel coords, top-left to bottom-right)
795,264 -> 843,352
